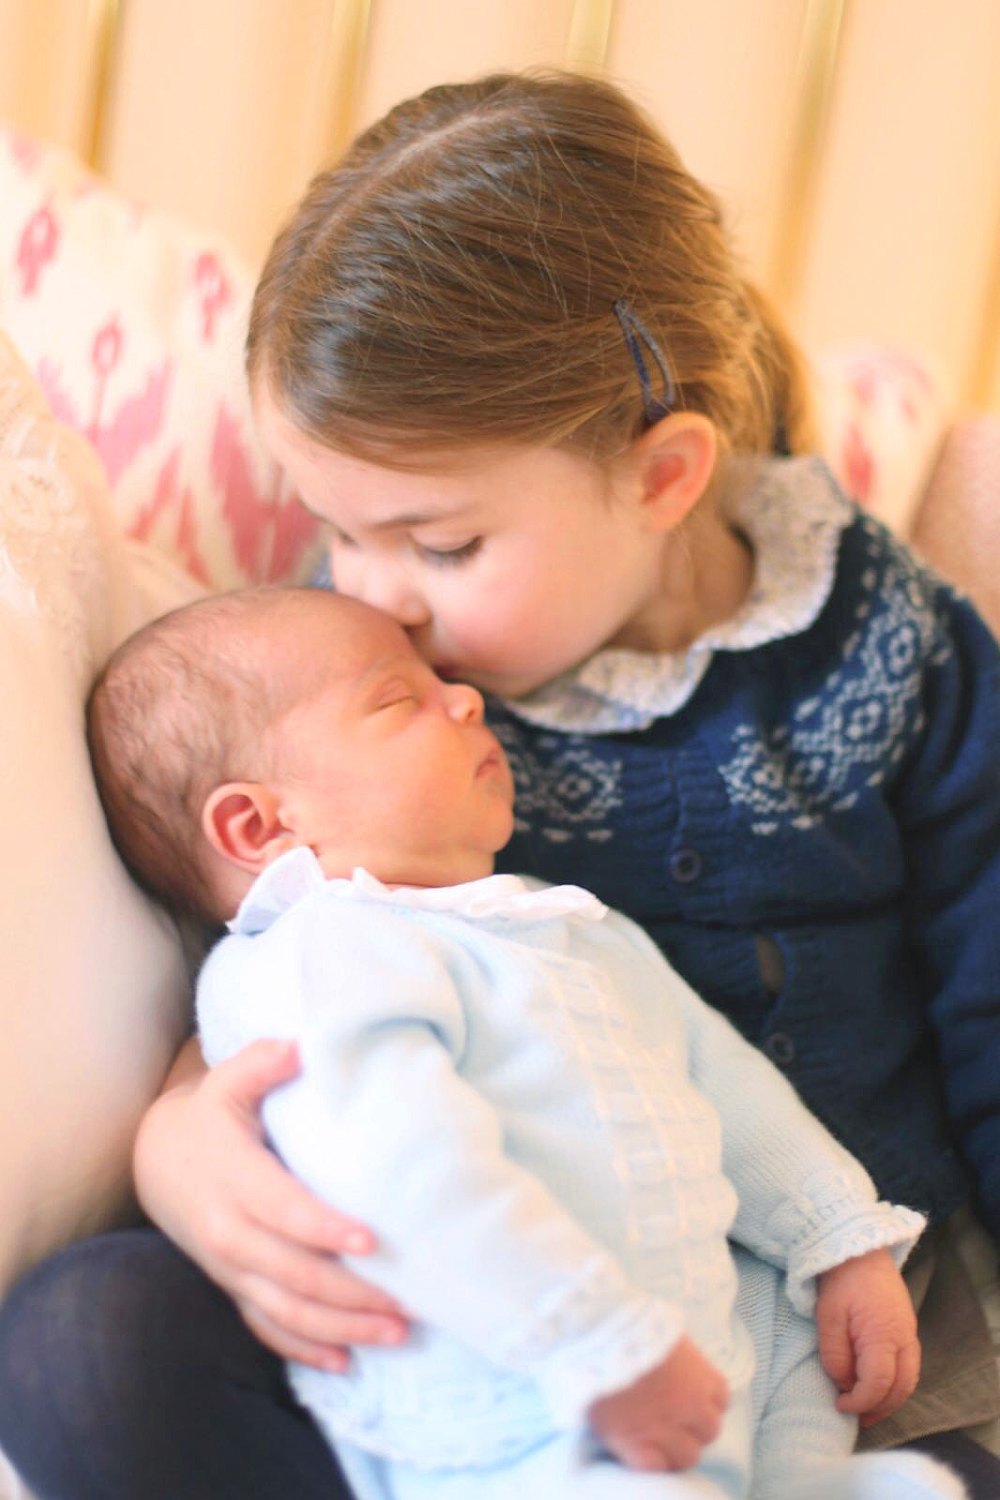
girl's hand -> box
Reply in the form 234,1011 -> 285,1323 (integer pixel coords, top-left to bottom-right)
816,1248 -> 921,1426
133,1036 -> 409,1371
588,1335 -> 729,1471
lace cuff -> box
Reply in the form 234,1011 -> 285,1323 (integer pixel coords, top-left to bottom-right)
785,1201 -> 926,1314
494,1254 -> 684,1427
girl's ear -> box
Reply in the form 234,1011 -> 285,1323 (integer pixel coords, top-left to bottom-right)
630,412 -> 718,531
201,782 -> 298,876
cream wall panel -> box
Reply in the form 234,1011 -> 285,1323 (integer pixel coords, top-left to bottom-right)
970,210 -> 1000,412
606,0 -> 819,281
791,0 -> 1000,403
101,0 -> 348,267
356,0 -> 578,133
1,0 -> 997,405
989,316 -> 1000,413
0,0 -> 101,155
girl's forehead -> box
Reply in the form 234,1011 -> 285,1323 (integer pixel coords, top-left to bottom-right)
255,386 -> 609,501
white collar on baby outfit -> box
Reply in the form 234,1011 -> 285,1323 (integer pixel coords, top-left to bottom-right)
229,847 -> 607,937
504,455 -> 854,734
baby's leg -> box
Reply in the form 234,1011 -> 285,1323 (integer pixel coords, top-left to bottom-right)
734,1248 -> 967,1500
337,1414 -> 751,1500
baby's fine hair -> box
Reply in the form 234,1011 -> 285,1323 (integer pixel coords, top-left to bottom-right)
87,587 -> 322,923
249,70 -> 812,465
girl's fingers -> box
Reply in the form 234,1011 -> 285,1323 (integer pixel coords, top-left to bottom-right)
238,1300 -> 351,1371
204,1118 -> 376,1258
204,1038 -> 303,1116
244,1161 -> 377,1258
228,1221 -> 405,1317
236,1270 -> 408,1351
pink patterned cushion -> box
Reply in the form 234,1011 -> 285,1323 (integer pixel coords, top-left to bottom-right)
813,344 -> 949,538
911,415 -> 1000,636
0,125 -> 320,591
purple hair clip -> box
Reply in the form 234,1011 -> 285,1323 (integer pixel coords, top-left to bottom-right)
613,298 -> 677,425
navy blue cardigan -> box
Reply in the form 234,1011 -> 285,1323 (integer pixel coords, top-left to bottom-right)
493,508 -> 1000,1239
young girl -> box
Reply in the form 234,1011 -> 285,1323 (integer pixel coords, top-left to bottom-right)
0,70 -> 997,1500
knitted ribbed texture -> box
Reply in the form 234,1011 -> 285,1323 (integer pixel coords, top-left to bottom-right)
199,859 -> 922,1471
493,457 -> 1000,1241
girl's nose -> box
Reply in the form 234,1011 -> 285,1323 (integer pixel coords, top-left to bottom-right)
334,550 -> 430,628
444,681 -> 485,724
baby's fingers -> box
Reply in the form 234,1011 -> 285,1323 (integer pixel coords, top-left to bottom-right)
817,1304 -> 856,1392
858,1338 -> 921,1428
835,1336 -> 913,1417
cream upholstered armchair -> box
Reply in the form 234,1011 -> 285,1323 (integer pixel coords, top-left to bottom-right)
0,123 -> 997,1500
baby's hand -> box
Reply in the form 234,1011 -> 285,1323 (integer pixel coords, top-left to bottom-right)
588,1334 -> 729,1472
816,1248 -> 921,1426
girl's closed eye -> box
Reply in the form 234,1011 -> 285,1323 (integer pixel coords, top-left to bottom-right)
415,537 -> 483,567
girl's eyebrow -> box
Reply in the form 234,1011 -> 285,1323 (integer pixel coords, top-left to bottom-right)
369,508 -> 462,532
370,511 -> 440,531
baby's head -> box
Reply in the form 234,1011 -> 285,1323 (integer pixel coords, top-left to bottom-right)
87,588 -> 515,924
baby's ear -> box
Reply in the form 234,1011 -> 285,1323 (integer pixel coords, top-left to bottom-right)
631,412 -> 717,531
202,783 -> 297,876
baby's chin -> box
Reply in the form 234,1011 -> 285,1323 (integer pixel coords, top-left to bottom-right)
313,849 -> 500,890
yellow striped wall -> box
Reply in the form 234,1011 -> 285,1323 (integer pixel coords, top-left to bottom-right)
1,0 -> 997,409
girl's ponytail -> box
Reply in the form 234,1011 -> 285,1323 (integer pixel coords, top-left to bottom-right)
739,280 -> 815,456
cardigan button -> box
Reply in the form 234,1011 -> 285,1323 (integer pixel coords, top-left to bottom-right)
764,1032 -> 796,1066
669,847 -> 702,884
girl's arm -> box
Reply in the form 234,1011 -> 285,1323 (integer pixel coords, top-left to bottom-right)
133,1033 -> 408,1369
893,585 -> 1000,1241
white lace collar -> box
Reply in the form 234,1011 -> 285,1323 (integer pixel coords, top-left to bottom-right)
229,846 -> 607,936
504,456 -> 854,733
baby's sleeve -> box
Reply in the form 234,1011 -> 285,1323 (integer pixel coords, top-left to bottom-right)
608,913 -> 924,1313
259,904 -> 683,1426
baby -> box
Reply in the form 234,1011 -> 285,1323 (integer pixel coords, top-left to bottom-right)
87,586 -> 964,1500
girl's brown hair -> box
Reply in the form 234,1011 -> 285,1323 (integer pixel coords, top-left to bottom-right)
248,71 -> 812,466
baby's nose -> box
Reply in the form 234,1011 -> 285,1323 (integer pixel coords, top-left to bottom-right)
445,682 -> 485,724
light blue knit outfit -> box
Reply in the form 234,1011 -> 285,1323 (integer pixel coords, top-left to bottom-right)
197,854 -> 965,1499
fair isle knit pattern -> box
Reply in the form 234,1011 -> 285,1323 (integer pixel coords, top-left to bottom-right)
491,457 -> 1000,1240
718,512 -> 952,835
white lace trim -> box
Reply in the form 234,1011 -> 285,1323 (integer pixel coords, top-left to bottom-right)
0,331 -> 125,687
230,847 -> 608,936
506,456 -> 854,733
